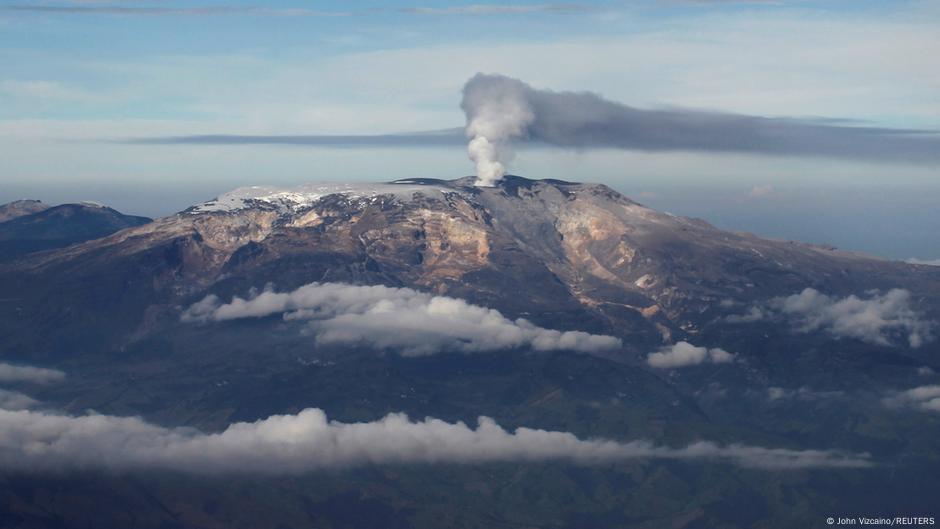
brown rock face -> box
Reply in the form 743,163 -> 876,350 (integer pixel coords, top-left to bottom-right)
2,175 -> 938,359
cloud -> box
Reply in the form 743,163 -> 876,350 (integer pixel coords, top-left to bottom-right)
646,341 -> 735,368
457,74 -> 940,170
0,356 -> 870,473
125,128 -> 466,148
748,184 -> 775,198
0,5 -> 348,17
400,4 -> 593,15
0,390 -> 38,411
182,282 -> 622,356
883,385 -> 940,413
725,306 -> 767,323
0,362 -> 66,384
133,74 -> 940,175
906,258 -> 940,266
0,407 -> 872,473
2,3 -> 595,18
728,288 -> 934,348
0,80 -> 100,102
0,362 -> 63,409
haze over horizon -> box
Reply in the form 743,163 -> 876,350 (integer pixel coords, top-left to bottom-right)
2,0 -> 939,259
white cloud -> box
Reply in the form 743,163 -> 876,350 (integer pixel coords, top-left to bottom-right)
4,6 -> 939,200
906,258 -> 940,266
725,305 -> 767,323
6,6 -> 940,140
182,282 -> 622,356
0,407 -> 871,473
728,288 -> 934,348
0,389 -> 38,411
0,80 -> 100,102
647,341 -> 735,368
0,362 -> 66,384
748,184 -> 774,198
400,4 -> 593,15
0,5 -> 347,17
883,385 -> 940,413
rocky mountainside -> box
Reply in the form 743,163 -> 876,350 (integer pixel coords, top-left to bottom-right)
2,176 -> 939,529
0,201 -> 151,262
0,199 -> 49,223
2,175 -> 937,360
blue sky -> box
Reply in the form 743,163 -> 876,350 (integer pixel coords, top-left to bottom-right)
1,0 -> 938,259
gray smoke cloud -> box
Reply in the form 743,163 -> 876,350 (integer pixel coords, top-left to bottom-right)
0,407 -> 872,473
460,73 -> 940,185
646,341 -> 734,368
0,362 -> 66,384
461,75 -> 535,185
727,288 -> 934,348
182,282 -> 622,355
128,74 -> 940,181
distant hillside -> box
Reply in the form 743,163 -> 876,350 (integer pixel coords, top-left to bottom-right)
0,202 -> 151,262
0,199 -> 49,223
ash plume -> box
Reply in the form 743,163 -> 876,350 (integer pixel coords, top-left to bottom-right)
461,73 -> 535,186
460,73 -> 940,185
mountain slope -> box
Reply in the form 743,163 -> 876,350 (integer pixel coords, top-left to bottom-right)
2,176 -> 940,529
0,202 -> 152,262
2,175 -> 936,361
0,199 -> 49,223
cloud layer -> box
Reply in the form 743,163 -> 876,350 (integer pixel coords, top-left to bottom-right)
3,4 -> 593,18
0,361 -> 870,472
728,288 -> 934,348
127,129 -> 466,148
0,362 -> 67,384
127,73 -> 940,180
0,389 -> 38,411
182,282 -> 622,355
883,385 -> 940,413
906,258 -> 940,267
647,342 -> 734,368
0,407 -> 871,473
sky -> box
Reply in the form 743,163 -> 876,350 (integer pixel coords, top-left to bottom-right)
0,0 -> 938,259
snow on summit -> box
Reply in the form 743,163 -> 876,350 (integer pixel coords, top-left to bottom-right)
189,181 -> 459,214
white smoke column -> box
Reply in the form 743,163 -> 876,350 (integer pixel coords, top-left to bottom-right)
461,73 -> 535,186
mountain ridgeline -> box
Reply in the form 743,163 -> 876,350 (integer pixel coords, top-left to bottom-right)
1,176 -> 939,528
1,175 -> 937,360
0,200 -> 151,262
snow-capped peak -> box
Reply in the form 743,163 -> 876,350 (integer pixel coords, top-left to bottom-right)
189,181 -> 460,214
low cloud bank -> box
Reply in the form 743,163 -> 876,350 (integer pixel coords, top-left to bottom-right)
182,282 -> 622,355
728,288 -> 933,348
0,362 -> 66,384
0,389 -> 38,411
647,342 -> 734,368
0,362 -> 64,410
0,407 -> 871,473
906,258 -> 940,267
883,385 -> 940,413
